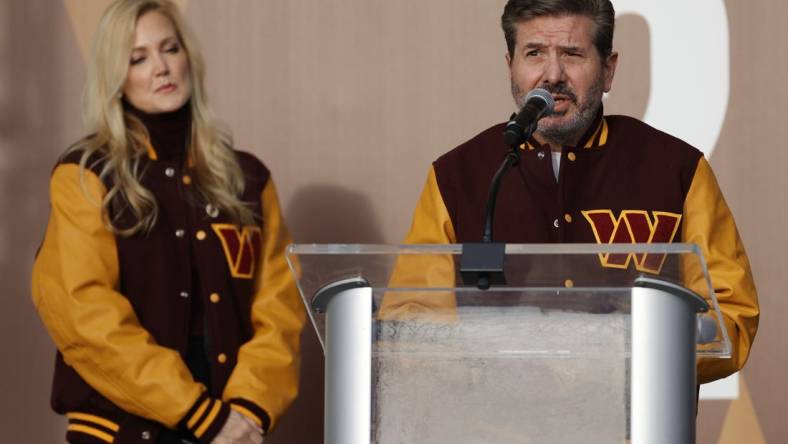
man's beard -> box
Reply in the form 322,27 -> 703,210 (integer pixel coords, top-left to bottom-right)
511,80 -> 603,146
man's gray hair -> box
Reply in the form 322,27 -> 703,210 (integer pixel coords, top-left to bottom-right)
502,0 -> 615,60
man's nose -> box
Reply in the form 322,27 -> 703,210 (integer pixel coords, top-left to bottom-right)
541,54 -> 565,85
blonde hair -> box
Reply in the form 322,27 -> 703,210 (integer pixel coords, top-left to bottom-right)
70,0 -> 254,235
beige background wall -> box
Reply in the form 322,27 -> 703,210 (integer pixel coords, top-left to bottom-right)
1,1 -> 783,442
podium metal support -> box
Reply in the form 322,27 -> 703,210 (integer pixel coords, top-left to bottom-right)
315,278 -> 372,444
632,277 -> 708,444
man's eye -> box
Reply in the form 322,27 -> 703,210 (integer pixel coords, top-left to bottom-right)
526,50 -> 540,57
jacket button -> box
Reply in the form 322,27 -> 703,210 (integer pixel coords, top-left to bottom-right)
179,291 -> 189,299
141,430 -> 151,440
182,174 -> 192,185
564,279 -> 574,288
564,213 -> 573,223
196,230 -> 207,240
205,204 -> 219,218
217,353 -> 227,364
210,293 -> 220,303
567,152 -> 576,161
175,229 -> 185,238
165,167 -> 175,177
553,218 -> 559,228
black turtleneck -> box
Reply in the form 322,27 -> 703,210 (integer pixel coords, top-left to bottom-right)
123,100 -> 191,163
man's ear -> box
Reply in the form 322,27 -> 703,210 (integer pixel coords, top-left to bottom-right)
603,51 -> 619,92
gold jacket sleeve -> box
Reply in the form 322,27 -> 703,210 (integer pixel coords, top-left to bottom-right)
682,157 -> 760,383
403,166 -> 456,244
31,164 -> 204,428
378,167 -> 458,321
222,177 -> 306,431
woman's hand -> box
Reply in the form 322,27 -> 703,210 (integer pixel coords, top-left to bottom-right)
211,410 -> 264,444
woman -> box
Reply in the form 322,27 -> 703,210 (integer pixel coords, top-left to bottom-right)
31,1 -> 305,443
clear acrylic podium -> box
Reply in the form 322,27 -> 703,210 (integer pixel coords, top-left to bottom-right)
286,243 -> 731,444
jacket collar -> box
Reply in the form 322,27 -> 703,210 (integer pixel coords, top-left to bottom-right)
520,106 -> 608,151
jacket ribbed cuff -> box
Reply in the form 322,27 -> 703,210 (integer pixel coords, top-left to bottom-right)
228,398 -> 271,434
179,393 -> 232,444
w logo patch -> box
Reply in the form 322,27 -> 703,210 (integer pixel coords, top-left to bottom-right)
212,224 -> 262,279
581,210 -> 682,274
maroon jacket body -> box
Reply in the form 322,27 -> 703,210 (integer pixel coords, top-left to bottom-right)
398,111 -> 758,383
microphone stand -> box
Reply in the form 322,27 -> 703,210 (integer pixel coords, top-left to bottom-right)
459,121 -> 537,289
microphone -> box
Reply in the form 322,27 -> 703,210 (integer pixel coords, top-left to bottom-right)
503,88 -> 555,146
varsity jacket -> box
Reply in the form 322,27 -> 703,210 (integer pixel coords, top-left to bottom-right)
31,142 -> 305,443
400,111 -> 759,384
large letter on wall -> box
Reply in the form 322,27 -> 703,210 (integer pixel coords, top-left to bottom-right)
615,0 -> 729,157
615,0 -> 737,400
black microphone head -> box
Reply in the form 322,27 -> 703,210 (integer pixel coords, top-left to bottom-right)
525,88 -> 555,115
503,88 -> 555,147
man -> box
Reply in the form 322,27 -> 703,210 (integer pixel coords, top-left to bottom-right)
403,0 -> 758,383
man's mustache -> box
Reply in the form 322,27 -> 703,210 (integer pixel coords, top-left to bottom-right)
542,84 -> 578,103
